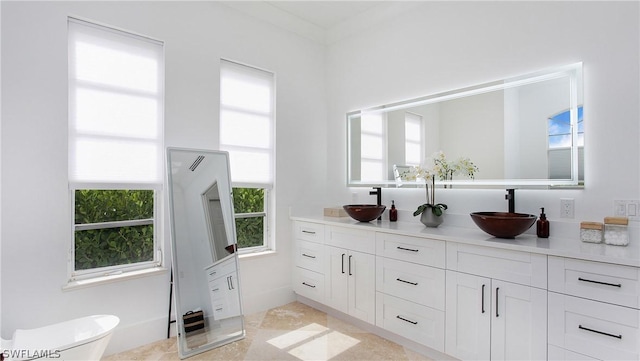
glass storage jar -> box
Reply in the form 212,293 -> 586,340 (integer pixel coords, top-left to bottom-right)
604,216 -> 629,246
580,221 -> 603,243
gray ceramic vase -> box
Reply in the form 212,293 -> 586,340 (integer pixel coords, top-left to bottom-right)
420,210 -> 444,228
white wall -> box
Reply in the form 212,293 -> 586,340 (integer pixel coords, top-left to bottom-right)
1,1 -> 327,355
326,1 -> 640,225
2,0 -> 639,356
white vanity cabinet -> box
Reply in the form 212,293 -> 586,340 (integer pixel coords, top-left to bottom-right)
445,243 -> 548,361
547,256 -> 640,360
325,226 -> 376,324
205,256 -> 241,320
292,221 -> 326,303
375,232 -> 446,351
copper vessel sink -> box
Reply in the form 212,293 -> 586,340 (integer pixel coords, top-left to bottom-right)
343,204 -> 386,222
470,212 -> 537,238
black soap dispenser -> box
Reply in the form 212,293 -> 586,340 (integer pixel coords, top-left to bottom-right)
537,207 -> 549,238
389,200 -> 398,222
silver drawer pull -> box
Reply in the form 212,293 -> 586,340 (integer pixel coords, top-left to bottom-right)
302,253 -> 316,259
396,278 -> 418,286
396,315 -> 418,325
578,325 -> 622,339
578,277 -> 622,288
302,282 -> 316,288
302,230 -> 316,234
396,246 -> 419,252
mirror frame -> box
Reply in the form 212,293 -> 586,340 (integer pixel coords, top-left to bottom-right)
347,62 -> 583,188
166,147 -> 245,359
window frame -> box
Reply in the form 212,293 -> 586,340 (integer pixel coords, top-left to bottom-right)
67,17 -> 165,283
232,186 -> 271,254
69,187 -> 163,282
219,59 -> 275,255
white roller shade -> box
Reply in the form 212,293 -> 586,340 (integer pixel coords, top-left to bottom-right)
68,18 -> 164,188
220,60 -> 275,186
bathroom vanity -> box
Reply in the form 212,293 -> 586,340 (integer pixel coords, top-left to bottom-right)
291,215 -> 640,361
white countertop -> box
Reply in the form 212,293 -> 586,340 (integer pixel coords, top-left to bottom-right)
291,214 -> 640,268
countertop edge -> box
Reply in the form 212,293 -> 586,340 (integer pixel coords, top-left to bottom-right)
291,215 -> 640,268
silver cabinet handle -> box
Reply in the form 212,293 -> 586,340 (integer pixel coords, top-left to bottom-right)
302,230 -> 316,234
348,255 -> 353,276
579,325 -> 622,339
396,315 -> 418,325
302,253 -> 316,259
481,284 -> 486,313
396,278 -> 418,286
341,253 -> 346,274
578,277 -> 622,288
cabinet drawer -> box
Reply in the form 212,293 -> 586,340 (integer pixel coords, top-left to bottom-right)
293,267 -> 325,303
548,292 -> 640,361
294,221 -> 325,243
295,240 -> 324,273
549,256 -> 640,309
326,226 -> 375,254
375,232 -> 445,268
376,257 -> 445,310
446,242 -> 547,289
548,344 -> 599,361
205,258 -> 237,282
375,292 -> 445,352
208,275 -> 233,300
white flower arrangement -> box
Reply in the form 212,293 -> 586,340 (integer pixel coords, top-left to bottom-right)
411,151 -> 479,217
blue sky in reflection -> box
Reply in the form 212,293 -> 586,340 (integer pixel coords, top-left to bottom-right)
548,106 -> 584,148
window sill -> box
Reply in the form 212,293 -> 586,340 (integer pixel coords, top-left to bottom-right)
238,249 -> 277,260
63,267 -> 168,291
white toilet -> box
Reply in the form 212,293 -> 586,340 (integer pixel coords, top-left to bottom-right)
2,315 -> 119,361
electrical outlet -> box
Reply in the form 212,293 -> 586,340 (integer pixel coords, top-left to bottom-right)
613,200 -> 640,221
560,198 -> 574,219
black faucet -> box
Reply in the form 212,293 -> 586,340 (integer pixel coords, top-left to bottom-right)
505,189 -> 515,213
370,187 -> 382,220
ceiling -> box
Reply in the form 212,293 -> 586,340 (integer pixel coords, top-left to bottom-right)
222,1 -> 413,44
264,1 -> 384,29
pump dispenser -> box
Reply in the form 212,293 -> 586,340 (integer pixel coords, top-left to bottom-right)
389,200 -> 398,222
537,207 -> 549,238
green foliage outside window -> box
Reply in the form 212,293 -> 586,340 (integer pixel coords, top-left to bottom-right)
232,188 -> 265,248
74,190 -> 154,270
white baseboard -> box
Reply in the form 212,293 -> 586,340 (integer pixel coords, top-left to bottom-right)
104,316 -> 172,356
104,287 -> 296,357
241,285 -> 296,315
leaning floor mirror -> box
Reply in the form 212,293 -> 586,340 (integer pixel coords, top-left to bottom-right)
166,148 -> 245,359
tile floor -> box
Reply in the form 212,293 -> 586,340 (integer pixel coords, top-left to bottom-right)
103,301 -> 433,361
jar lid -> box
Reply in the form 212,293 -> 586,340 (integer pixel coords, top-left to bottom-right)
580,221 -> 603,230
604,216 -> 629,226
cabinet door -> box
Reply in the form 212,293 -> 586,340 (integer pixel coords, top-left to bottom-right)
491,280 -> 547,361
325,246 -> 349,314
445,270 -> 491,360
348,250 -> 376,324
210,272 -> 241,320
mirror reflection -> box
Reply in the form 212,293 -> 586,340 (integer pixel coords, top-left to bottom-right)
167,148 -> 244,359
348,63 -> 583,187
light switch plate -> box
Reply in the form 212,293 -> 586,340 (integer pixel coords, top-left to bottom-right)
614,200 -> 640,221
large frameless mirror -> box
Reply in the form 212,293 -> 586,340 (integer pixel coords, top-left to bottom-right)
167,148 -> 244,359
347,63 -> 584,188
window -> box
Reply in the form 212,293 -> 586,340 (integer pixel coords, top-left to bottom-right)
548,106 -> 584,180
360,112 -> 387,181
68,18 -> 164,281
220,60 -> 274,253
404,112 -> 423,166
